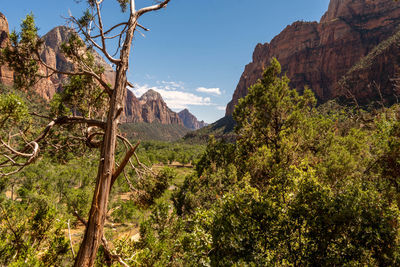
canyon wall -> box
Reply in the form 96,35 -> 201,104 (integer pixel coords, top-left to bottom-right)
226,0 -> 400,115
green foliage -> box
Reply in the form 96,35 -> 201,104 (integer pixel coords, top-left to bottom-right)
111,202 -> 184,266
0,93 -> 30,128
233,58 -> 316,188
132,167 -> 176,207
120,122 -> 190,142
0,199 -> 69,266
134,140 -> 205,166
50,74 -> 107,118
204,169 -> 400,266
110,199 -> 139,223
380,120 -> 400,184
209,180 -> 279,266
78,9 -> 94,28
173,164 -> 237,216
117,0 -> 130,12
195,136 -> 235,176
2,36 -> 400,266
234,58 -> 316,157
0,14 -> 41,89
129,59 -> 400,265
284,169 -> 400,266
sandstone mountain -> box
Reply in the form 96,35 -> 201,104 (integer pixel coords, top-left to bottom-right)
226,0 -> 400,116
137,89 -> 182,125
38,26 -> 117,101
0,12 -> 13,86
0,13 -> 188,127
178,108 -> 207,130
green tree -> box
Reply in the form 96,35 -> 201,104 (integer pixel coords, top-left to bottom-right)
0,199 -> 69,266
233,58 -> 316,188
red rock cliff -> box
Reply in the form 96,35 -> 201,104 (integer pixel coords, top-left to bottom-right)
138,89 -> 183,125
122,89 -> 184,126
226,0 -> 400,115
0,12 -> 13,86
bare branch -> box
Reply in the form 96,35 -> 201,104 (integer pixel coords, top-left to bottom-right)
68,219 -> 76,259
73,210 -> 88,226
111,141 -> 140,187
35,50 -> 113,96
138,24 -> 150,32
136,0 -> 171,16
35,116 -> 105,145
93,1 -> 121,64
90,22 -> 128,38
102,235 -> 130,267
123,169 -> 138,193
130,0 -> 136,15
1,140 -> 38,158
0,116 -> 105,175
0,141 -> 39,177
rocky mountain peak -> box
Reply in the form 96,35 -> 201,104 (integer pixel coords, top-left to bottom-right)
178,108 -> 207,130
139,89 -> 163,102
320,0 -> 387,23
0,12 -> 8,34
42,26 -> 74,51
128,89 -> 183,125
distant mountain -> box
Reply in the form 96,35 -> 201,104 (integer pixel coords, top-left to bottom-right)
226,0 -> 400,116
178,109 -> 207,130
0,15 -> 188,129
133,89 -> 183,125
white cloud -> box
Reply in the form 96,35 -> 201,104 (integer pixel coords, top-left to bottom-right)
196,87 -> 222,95
216,106 -> 226,111
130,84 -> 150,97
130,83 -> 212,110
157,80 -> 185,90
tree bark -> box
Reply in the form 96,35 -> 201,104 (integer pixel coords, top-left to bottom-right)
73,17 -> 137,267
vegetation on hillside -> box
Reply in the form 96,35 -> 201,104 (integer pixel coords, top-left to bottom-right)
120,122 -> 190,142
2,56 -> 400,265
114,59 -> 400,266
183,115 -> 236,144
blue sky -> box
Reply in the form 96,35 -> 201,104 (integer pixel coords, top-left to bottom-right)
1,0 -> 330,123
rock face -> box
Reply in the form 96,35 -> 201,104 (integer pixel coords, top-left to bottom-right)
123,89 -> 184,126
138,89 -> 183,125
123,90 -> 143,122
34,26 -> 75,100
35,26 -> 116,101
0,12 -> 13,86
178,108 -> 207,130
226,0 -> 400,115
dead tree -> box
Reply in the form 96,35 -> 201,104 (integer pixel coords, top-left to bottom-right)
0,0 -> 171,266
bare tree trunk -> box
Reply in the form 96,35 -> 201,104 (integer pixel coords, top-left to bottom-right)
0,2 -> 168,265
73,20 -> 135,267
